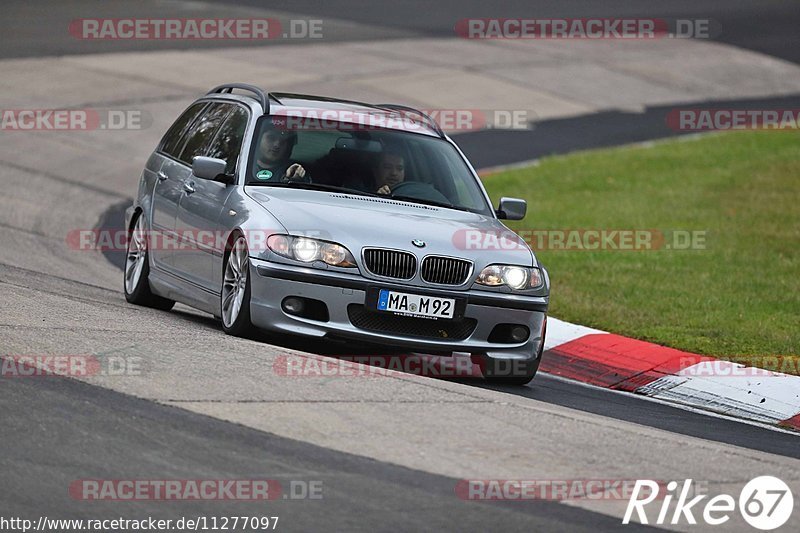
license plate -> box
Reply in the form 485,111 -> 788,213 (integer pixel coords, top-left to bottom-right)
376,289 -> 455,319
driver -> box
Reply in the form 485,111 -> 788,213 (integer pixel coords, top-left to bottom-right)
375,150 -> 405,195
254,121 -> 309,182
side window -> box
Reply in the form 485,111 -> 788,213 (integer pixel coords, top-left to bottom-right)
206,106 -> 249,174
177,103 -> 232,166
160,102 -> 208,158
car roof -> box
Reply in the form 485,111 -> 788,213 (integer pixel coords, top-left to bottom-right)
204,85 -> 444,138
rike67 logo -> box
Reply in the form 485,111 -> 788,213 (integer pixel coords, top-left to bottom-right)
624,476 -> 794,530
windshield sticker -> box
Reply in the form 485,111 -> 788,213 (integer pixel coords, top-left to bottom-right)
256,169 -> 273,180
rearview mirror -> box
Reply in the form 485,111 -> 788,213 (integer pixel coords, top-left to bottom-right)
192,156 -> 233,184
496,197 -> 527,220
335,137 -> 382,152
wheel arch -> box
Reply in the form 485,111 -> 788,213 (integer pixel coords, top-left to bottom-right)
222,228 -> 247,277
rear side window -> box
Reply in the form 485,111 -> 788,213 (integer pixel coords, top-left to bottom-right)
177,103 -> 233,166
160,102 -> 208,158
206,106 -> 249,174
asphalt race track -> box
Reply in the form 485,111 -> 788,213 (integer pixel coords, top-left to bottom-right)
3,375 -> 659,532
1,1 -> 798,531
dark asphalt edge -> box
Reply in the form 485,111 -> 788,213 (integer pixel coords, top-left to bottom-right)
456,93 -> 800,169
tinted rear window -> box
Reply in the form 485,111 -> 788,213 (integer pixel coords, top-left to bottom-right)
177,103 -> 233,166
160,102 -> 208,158
206,106 -> 249,174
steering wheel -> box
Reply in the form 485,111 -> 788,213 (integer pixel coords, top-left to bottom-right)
389,181 -> 418,195
389,181 -> 452,205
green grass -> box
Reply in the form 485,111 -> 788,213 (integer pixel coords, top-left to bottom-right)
483,131 -> 800,370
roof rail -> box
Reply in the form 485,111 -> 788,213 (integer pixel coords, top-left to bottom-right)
207,83 -> 271,114
376,104 -> 445,138
269,92 -> 377,109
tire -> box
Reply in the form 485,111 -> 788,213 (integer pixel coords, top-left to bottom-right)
220,234 -> 255,337
124,212 -> 175,311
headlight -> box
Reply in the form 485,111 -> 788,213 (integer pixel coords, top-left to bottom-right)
475,264 -> 543,290
292,238 -> 319,262
267,235 -> 356,268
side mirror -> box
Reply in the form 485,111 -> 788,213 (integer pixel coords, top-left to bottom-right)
496,197 -> 527,220
192,156 -> 234,184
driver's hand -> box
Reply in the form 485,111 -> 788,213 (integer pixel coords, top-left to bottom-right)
284,164 -> 306,181
376,184 -> 391,195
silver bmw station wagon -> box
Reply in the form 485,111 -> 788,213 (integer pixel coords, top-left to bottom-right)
124,84 -> 549,384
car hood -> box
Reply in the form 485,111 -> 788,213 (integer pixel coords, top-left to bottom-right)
245,187 -> 536,266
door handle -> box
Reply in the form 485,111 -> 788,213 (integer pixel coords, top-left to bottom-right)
183,180 -> 196,194
157,171 -> 168,182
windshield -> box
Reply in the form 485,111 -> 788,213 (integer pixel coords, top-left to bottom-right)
245,115 -> 493,215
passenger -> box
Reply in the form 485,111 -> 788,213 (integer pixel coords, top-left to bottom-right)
253,122 -> 309,182
374,151 -> 405,195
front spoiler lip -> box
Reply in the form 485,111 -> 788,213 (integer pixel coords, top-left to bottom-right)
254,259 -> 548,313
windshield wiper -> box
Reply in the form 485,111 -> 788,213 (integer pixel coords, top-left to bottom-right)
249,181 -> 380,197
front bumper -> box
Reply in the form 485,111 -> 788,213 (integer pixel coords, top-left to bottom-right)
249,258 -> 547,361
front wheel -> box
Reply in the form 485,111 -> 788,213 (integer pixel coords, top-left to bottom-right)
123,213 -> 175,311
221,235 -> 255,337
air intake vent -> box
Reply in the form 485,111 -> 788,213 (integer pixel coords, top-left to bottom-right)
348,304 -> 476,340
421,256 -> 472,285
363,248 -> 417,279
328,194 -> 439,211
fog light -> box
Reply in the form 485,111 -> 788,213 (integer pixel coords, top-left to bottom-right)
488,323 -> 530,344
281,297 -> 330,321
510,326 -> 529,342
282,297 -> 304,315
